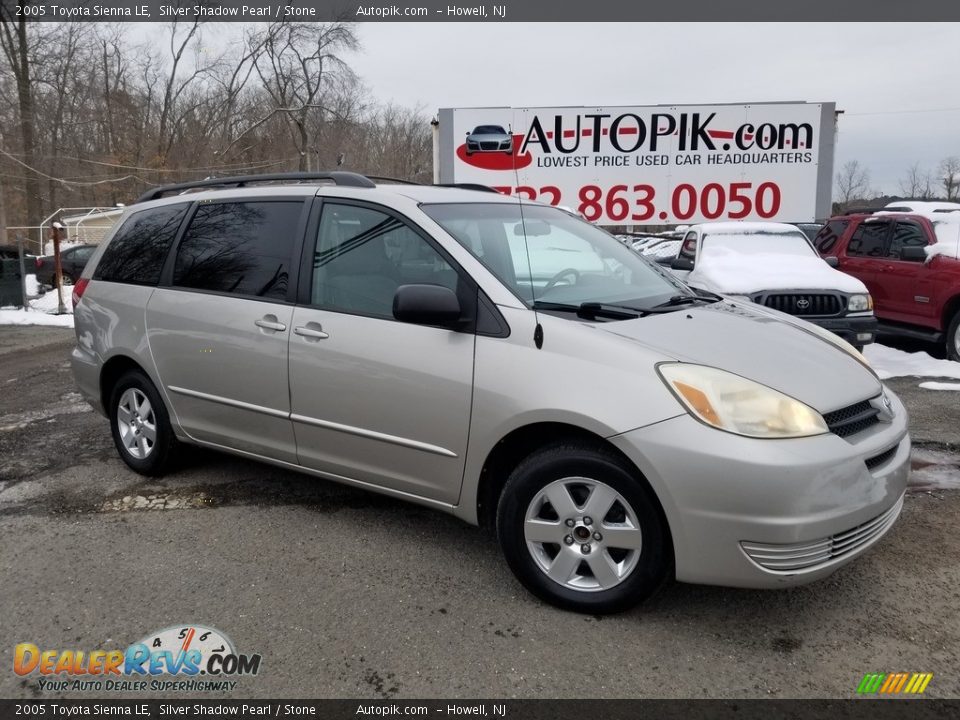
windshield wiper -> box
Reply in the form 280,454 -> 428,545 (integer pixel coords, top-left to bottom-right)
651,294 -> 719,309
532,301 -> 641,320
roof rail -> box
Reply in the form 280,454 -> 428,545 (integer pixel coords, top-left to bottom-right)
365,175 -> 423,185
435,183 -> 502,194
135,171 -> 376,203
842,207 -> 885,215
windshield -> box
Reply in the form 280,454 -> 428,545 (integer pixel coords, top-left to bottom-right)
472,125 -> 506,134
421,202 -> 689,307
700,231 -> 816,261
932,219 -> 960,260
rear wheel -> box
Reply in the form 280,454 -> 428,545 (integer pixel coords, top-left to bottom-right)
947,311 -> 960,362
109,370 -> 178,476
496,443 -> 671,614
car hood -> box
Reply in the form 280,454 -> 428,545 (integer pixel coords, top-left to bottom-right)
600,301 -> 882,413
468,133 -> 509,140
689,253 -> 868,295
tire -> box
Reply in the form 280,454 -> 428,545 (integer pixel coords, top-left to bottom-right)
108,369 -> 178,476
496,442 -> 671,614
947,311 -> 960,363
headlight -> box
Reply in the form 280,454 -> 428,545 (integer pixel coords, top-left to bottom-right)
848,294 -> 873,312
657,363 -> 828,439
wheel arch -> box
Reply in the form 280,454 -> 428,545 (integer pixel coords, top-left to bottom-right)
473,422 -> 673,553
99,354 -> 150,414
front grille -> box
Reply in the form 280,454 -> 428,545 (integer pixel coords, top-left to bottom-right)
824,399 -> 880,438
761,293 -> 842,317
865,445 -> 897,471
480,142 -> 499,150
741,495 -> 904,572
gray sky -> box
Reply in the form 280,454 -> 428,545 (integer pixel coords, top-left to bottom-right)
346,22 -> 960,196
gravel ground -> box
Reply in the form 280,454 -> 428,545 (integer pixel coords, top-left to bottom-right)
1,327 -> 959,699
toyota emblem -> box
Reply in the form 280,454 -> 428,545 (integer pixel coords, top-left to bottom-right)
796,298 -> 811,309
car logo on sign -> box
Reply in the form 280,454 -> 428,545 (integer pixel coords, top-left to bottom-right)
796,299 -> 810,309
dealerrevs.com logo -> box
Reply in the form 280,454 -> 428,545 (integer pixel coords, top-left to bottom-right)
14,625 -> 261,693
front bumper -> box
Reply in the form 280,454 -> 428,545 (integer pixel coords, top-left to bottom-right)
610,387 -> 909,588
809,314 -> 878,347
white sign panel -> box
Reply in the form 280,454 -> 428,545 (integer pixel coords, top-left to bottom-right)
439,103 -> 835,225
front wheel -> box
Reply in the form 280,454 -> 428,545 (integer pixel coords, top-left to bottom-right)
947,311 -> 960,362
109,369 -> 178,476
496,443 -> 671,614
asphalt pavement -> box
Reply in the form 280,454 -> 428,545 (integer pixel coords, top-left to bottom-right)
1,327 -> 959,699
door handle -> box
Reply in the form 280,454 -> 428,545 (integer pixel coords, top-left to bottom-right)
294,323 -> 329,340
255,316 -> 287,332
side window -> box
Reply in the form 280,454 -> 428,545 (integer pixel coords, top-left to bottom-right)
312,203 -> 459,318
813,219 -> 849,254
846,222 -> 890,258
172,201 -> 302,300
93,205 -> 188,285
889,222 -> 927,261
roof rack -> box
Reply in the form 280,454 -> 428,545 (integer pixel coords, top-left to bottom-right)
135,171 -> 376,203
842,207 -> 885,215
435,183 -> 501,194
365,175 -> 423,185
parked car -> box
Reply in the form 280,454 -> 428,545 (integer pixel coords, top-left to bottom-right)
793,222 -> 824,242
669,222 -> 878,350
465,125 -> 513,155
35,244 -> 97,286
814,212 -> 960,361
71,172 -> 909,613
639,237 -> 682,265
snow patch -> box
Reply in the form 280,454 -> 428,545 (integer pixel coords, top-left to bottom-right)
919,381 -> 960,391
0,284 -> 74,327
692,252 -> 868,294
863,343 -> 960,380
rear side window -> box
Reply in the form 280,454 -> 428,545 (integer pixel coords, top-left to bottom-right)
172,201 -> 303,301
813,219 -> 849,254
847,221 -> 890,257
94,205 -> 188,285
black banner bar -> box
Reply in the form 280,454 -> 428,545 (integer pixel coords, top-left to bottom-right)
1,0 -> 960,22
1,700 -> 958,719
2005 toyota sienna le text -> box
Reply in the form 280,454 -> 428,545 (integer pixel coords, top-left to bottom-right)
70,172 -> 910,613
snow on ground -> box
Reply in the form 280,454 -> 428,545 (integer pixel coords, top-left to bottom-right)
863,343 -> 960,381
0,279 -> 73,328
919,381 -> 960,391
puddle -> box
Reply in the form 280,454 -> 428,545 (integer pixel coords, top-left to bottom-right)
909,448 -> 960,491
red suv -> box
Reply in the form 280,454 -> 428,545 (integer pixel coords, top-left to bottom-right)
814,212 -> 960,361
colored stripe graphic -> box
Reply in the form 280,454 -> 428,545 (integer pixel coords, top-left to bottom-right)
857,672 -> 932,695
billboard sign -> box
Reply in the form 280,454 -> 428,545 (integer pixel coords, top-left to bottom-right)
437,103 -> 836,224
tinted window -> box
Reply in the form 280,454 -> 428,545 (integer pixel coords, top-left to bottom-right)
813,219 -> 849,254
173,202 -> 302,300
311,204 -> 459,318
846,222 -> 890,257
94,205 -> 187,285
889,222 -> 927,261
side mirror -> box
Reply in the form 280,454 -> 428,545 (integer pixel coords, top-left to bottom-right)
900,246 -> 928,262
465,130 -> 470,136
670,255 -> 694,271
824,256 -> 839,268
393,284 -> 462,328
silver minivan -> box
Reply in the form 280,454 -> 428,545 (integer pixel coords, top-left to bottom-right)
71,172 -> 910,613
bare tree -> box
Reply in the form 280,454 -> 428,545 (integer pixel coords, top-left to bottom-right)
0,9 -> 46,224
898,162 -> 934,200
835,160 -> 872,208
941,156 -> 960,201
249,22 -> 359,171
